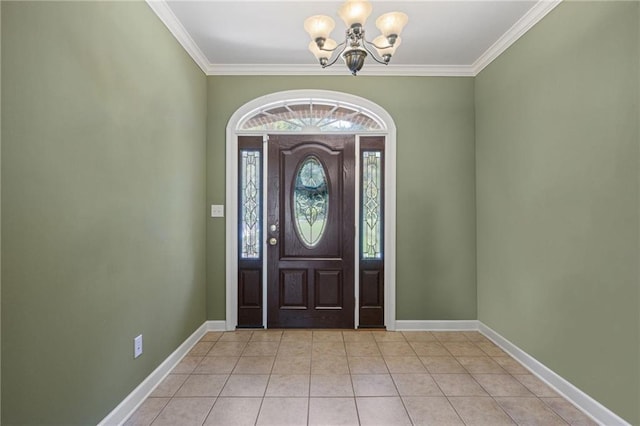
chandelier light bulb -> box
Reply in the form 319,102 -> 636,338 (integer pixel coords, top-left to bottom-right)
309,39 -> 338,63
372,35 -> 402,62
338,0 -> 373,28
375,12 -> 408,42
304,15 -> 335,42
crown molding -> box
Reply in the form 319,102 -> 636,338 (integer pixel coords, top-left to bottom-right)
207,63 -> 476,77
145,0 -> 213,74
472,0 -> 563,75
148,0 -> 561,78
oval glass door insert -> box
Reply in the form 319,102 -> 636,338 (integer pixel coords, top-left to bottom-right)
294,156 -> 329,247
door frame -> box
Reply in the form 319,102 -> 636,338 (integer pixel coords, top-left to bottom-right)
225,89 -> 397,330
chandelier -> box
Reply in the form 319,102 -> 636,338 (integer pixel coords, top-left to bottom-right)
304,0 -> 408,76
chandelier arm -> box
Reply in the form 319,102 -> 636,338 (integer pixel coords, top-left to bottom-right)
322,39 -> 349,68
361,38 -> 389,65
319,40 -> 346,53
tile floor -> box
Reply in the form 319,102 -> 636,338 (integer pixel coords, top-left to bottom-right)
124,330 -> 598,426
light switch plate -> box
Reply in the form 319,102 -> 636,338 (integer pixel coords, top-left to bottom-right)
211,205 -> 224,217
134,334 -> 143,358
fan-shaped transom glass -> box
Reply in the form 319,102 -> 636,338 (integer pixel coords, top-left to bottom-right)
240,100 -> 383,132
294,156 -> 329,247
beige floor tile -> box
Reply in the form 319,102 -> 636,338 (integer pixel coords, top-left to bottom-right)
250,330 -> 283,342
199,331 -> 224,342
345,341 -> 381,357
443,341 -> 487,357
372,331 -> 408,342
392,373 -> 442,396
150,375 -> 188,397
379,341 -> 416,357
462,331 -> 488,342
277,341 -> 312,357
385,356 -> 427,373
171,357 -> 203,374
151,397 -> 215,426
348,356 -> 389,374
420,356 -> 466,373
310,374 -> 354,396
203,397 -> 262,426
313,330 -> 344,342
218,331 -> 253,342
457,356 -> 507,374
541,398 -> 598,426
233,356 -> 275,374
309,397 -> 359,426
272,356 -> 311,374
493,356 -> 530,374
410,341 -> 451,356
513,375 -> 559,397
174,374 -> 228,397
256,397 -> 308,426
401,331 -> 437,342
312,341 -> 347,357
342,330 -> 375,342
352,374 -> 398,396
311,355 -> 349,374
220,374 -> 269,396
188,341 -> 214,356
193,356 -> 238,375
281,330 -> 313,342
472,374 -> 533,397
496,397 -> 567,425
403,396 -> 464,425
356,397 -> 412,425
448,396 -> 515,425
265,374 -> 310,397
476,341 -> 507,357
208,341 -> 247,357
431,374 -> 488,396
124,398 -> 169,426
433,332 -> 469,342
242,341 -> 279,356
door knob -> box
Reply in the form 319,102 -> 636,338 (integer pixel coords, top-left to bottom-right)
268,237 -> 278,246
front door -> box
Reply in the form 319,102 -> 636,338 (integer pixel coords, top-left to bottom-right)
267,135 -> 355,328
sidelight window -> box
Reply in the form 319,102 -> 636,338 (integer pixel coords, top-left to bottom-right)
240,150 -> 262,259
362,151 -> 382,259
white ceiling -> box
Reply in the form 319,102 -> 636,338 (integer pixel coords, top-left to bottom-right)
147,0 -> 561,76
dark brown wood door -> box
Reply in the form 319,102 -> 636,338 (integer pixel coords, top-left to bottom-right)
267,135 -> 355,328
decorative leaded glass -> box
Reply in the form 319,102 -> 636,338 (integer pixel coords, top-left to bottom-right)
240,100 -> 383,132
240,150 -> 261,259
293,156 -> 329,247
362,151 -> 382,259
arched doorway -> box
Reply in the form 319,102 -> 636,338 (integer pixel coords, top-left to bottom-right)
225,90 -> 396,330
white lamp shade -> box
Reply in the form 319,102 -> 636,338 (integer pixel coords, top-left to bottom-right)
308,39 -> 338,60
375,12 -> 408,37
304,15 -> 335,40
373,35 -> 401,57
338,0 -> 373,28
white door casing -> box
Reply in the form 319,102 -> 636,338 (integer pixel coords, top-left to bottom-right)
225,89 -> 396,330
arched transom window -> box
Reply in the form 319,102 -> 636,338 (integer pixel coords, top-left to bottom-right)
239,99 -> 384,132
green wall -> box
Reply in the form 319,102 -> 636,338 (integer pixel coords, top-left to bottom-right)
1,2 -> 207,424
475,2 -> 639,424
207,76 -> 477,322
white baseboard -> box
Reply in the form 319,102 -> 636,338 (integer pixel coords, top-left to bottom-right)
98,321 -> 221,426
395,320 -> 479,331
479,322 -> 630,426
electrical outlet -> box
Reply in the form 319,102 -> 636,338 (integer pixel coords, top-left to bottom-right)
211,204 -> 224,217
134,334 -> 143,358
